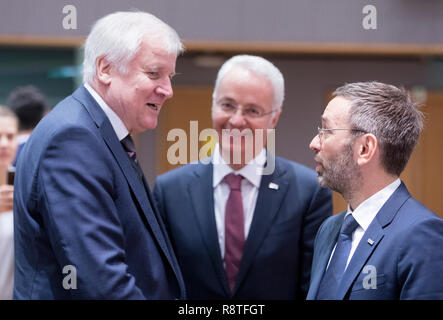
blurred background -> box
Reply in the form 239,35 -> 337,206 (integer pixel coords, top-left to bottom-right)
0,0 -> 442,215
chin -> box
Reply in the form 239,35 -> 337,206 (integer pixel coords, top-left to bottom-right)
0,160 -> 11,168
140,120 -> 158,131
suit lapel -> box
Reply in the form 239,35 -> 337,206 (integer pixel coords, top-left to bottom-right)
141,174 -> 186,298
187,162 -> 231,295
307,212 -> 344,299
72,86 -> 184,295
336,182 -> 411,299
336,220 -> 384,299
233,155 -> 289,293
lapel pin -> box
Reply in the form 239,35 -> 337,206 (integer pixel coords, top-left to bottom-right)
367,238 -> 375,246
268,182 -> 279,190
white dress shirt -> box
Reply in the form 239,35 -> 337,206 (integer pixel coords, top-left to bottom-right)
327,178 -> 401,270
84,83 -> 129,141
212,143 -> 267,259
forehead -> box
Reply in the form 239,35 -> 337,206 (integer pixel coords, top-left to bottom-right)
217,68 -> 274,106
0,116 -> 18,132
132,38 -> 177,70
322,96 -> 352,127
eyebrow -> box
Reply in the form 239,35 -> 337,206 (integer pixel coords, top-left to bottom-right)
216,97 -> 237,105
143,65 -> 177,78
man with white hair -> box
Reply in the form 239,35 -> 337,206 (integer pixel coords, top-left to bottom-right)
13,11 -> 185,299
154,55 -> 332,299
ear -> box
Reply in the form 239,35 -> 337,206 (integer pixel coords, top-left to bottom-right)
95,56 -> 113,85
356,133 -> 378,166
270,108 -> 282,129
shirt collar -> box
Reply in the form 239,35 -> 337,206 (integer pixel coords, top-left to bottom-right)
212,143 -> 266,188
346,178 -> 401,231
84,83 -> 129,141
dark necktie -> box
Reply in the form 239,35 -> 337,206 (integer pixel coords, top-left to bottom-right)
121,134 -> 144,180
224,173 -> 245,292
316,214 -> 359,300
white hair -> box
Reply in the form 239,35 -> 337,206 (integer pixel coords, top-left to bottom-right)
83,11 -> 184,83
212,55 -> 285,109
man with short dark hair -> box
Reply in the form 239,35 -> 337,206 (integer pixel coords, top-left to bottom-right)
7,85 -> 47,166
307,81 -> 443,300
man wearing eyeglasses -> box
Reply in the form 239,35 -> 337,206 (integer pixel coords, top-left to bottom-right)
153,55 -> 332,299
307,81 -> 443,300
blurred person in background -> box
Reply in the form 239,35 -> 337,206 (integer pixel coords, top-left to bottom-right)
0,105 -> 18,299
7,85 -> 47,167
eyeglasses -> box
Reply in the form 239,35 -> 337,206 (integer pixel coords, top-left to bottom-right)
317,127 -> 368,143
216,100 -> 277,119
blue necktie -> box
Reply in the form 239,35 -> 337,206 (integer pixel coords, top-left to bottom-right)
316,214 -> 359,299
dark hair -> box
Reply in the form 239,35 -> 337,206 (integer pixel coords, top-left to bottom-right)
334,81 -> 423,176
7,85 -> 47,131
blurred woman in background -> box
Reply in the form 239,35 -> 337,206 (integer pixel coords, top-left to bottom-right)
0,105 -> 18,299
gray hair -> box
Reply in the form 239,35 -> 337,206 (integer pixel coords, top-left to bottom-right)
212,55 -> 285,110
334,81 -> 423,176
83,11 -> 184,83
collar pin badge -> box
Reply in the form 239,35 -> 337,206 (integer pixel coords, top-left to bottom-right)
268,182 -> 279,190
367,238 -> 375,246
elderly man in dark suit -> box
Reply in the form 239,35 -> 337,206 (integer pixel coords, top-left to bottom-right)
13,11 -> 185,299
154,55 -> 332,299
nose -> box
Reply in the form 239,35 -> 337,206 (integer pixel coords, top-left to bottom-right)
0,135 -> 8,147
155,77 -> 173,99
309,134 -> 321,152
228,108 -> 247,127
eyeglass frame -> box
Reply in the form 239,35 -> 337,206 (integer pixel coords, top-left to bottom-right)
316,127 -> 368,143
215,99 -> 279,119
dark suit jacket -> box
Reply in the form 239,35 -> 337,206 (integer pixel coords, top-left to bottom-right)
153,156 -> 332,299
307,182 -> 443,300
13,86 -> 185,299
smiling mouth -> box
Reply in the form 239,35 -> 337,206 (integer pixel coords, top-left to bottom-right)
146,103 -> 159,111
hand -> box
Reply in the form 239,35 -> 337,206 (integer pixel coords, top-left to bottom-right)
0,185 -> 14,213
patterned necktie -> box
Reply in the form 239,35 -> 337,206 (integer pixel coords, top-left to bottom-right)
121,134 -> 143,180
316,214 -> 359,299
224,173 -> 245,292
121,134 -> 137,162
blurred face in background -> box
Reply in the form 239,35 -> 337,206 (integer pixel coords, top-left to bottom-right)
0,116 -> 18,169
